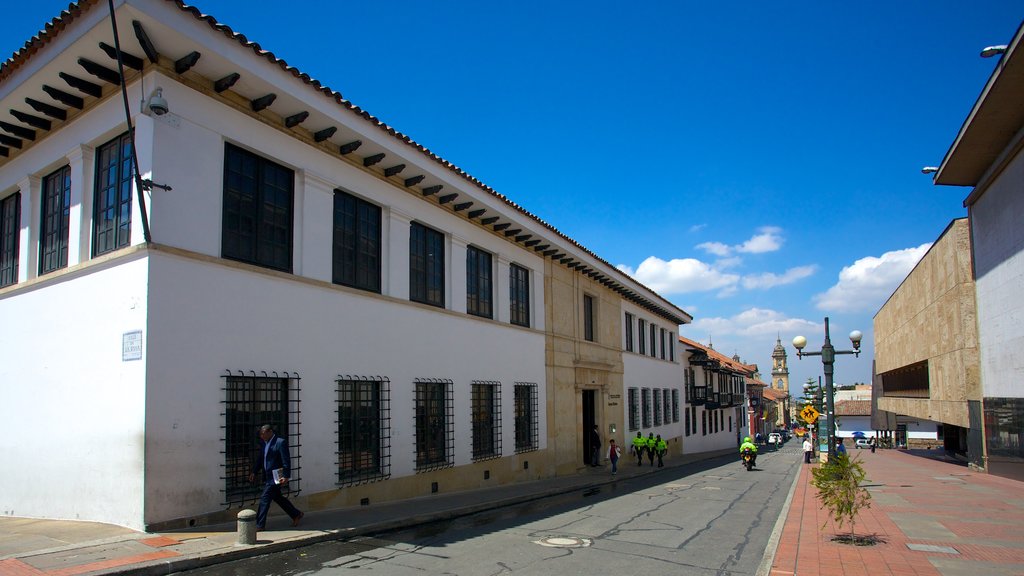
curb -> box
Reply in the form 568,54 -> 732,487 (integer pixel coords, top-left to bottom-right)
755,450 -> 804,576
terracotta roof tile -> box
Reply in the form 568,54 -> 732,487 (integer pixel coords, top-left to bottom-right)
835,400 -> 871,416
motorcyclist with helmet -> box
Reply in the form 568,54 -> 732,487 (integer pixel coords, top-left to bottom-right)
739,436 -> 758,468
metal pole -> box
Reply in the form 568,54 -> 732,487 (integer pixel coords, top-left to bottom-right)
822,317 -> 836,457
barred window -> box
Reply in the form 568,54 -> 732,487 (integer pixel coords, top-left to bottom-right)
467,246 -> 493,318
222,143 -> 293,272
664,389 -> 673,423
40,165 -> 71,275
337,376 -> 390,486
514,383 -> 538,452
672,389 -> 680,423
702,410 -> 707,436
649,323 -> 657,358
222,372 -> 300,507
684,407 -> 690,437
660,329 -> 667,360
669,333 -> 675,362
509,263 -> 530,327
642,388 -> 652,429
93,132 -> 133,256
415,379 -> 453,470
472,381 -> 501,460
0,192 -> 19,288
653,388 -> 662,426
333,190 -> 381,293
627,387 -> 639,431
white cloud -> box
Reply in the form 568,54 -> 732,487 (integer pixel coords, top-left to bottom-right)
813,243 -> 932,313
691,308 -> 819,338
618,256 -> 740,295
696,226 -> 784,256
742,265 -> 816,289
689,223 -> 707,233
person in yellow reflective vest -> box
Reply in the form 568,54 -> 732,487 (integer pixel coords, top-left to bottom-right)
739,436 -> 758,468
631,432 -> 646,466
655,434 -> 667,467
645,433 -> 656,466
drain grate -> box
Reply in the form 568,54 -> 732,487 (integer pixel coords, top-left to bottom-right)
534,537 -> 592,548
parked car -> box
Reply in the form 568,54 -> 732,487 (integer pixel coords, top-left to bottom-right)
854,438 -> 872,449
767,433 -> 782,447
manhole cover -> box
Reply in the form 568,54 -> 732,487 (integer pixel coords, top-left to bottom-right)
534,537 -> 592,548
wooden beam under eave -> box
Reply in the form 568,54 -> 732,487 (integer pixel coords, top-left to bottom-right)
438,193 -> 457,205
98,42 -> 143,70
313,127 -> 336,142
10,110 -> 50,131
175,51 -> 201,74
515,234 -> 531,242
339,140 -> 362,155
524,239 -> 540,247
493,223 -> 510,231
480,216 -> 498,225
551,253 -> 565,260
468,209 -> 485,219
453,202 -> 472,212
422,185 -> 442,196
285,111 -> 309,128
533,244 -> 549,252
132,20 -> 159,63
60,72 -> 102,97
504,229 -> 521,237
542,249 -> 557,257
77,58 -> 120,85
214,72 -> 240,93
0,134 -> 22,149
25,98 -> 66,121
364,153 -> 385,167
251,93 -> 277,112
384,164 -> 405,177
0,121 -> 34,141
42,85 -> 83,109
404,175 -> 424,187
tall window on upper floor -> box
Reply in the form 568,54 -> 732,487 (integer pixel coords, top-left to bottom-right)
583,294 -> 595,342
669,333 -> 675,362
466,246 -> 493,318
649,323 -> 657,358
638,319 -> 646,355
222,143 -> 294,272
93,132 -> 133,256
39,165 -> 71,275
624,313 -> 634,352
333,190 -> 381,292
660,328 -> 667,360
0,192 -> 19,288
409,222 -> 444,307
509,263 -> 530,327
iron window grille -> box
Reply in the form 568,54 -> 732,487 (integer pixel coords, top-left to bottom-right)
672,389 -> 680,423
509,263 -> 530,327
39,165 -> 71,275
653,388 -> 662,426
583,294 -> 595,342
691,406 -> 697,436
222,143 -> 294,273
93,132 -> 133,256
0,192 -> 19,287
627,387 -> 639,431
466,246 -> 493,318
471,381 -> 502,461
638,319 -> 646,355
624,313 -> 634,352
514,382 -> 539,453
221,371 -> 301,508
409,222 -> 445,307
336,375 -> 391,487
415,379 -> 454,471
702,410 -> 707,436
333,190 -> 381,293
641,388 -> 652,429
664,389 -> 673,423
684,407 -> 690,437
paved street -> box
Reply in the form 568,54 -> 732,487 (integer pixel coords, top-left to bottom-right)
176,444 -> 800,575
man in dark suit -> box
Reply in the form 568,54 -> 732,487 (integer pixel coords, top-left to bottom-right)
248,424 -> 303,530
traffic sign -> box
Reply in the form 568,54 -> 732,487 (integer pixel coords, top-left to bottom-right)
800,406 -> 820,424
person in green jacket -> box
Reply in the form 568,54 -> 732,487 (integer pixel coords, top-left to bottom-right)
655,434 -> 667,467
739,436 -> 758,468
631,432 -> 646,466
645,433 -> 656,466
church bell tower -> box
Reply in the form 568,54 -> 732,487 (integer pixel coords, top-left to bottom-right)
770,336 -> 789,392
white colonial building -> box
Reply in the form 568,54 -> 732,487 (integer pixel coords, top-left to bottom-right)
0,0 -> 690,530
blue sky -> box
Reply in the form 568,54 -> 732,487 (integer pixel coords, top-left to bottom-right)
3,2 -> 1021,395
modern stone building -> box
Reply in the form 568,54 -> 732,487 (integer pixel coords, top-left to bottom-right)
0,0 -> 689,529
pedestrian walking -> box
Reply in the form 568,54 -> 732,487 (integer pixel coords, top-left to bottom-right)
836,438 -> 847,456
869,437 -> 876,453
802,437 -> 813,463
608,439 -> 621,475
655,434 -> 667,467
646,432 -> 656,466
248,424 -> 303,531
590,425 -> 602,467
632,432 -> 645,466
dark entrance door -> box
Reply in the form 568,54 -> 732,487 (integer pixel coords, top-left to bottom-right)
582,389 -> 596,466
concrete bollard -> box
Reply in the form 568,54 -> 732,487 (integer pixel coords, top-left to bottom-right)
237,509 -> 257,545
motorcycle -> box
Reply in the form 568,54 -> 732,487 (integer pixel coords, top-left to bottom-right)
741,448 -> 755,471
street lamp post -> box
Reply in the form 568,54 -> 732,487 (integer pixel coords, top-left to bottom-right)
792,317 -> 862,458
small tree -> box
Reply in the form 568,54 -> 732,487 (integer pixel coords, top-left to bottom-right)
810,452 -> 872,543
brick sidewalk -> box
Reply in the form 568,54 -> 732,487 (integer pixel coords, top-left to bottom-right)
770,449 -> 1024,576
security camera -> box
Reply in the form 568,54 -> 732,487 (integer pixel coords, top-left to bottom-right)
146,87 -> 169,116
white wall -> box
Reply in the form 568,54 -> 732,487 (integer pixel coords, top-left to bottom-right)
619,302 -> 682,451
0,258 -> 149,528
971,150 -> 1024,399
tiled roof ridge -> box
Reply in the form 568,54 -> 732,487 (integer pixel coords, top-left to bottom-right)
677,335 -> 753,374
0,0 -> 688,323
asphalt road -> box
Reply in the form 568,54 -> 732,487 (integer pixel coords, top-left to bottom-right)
176,442 -> 800,576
